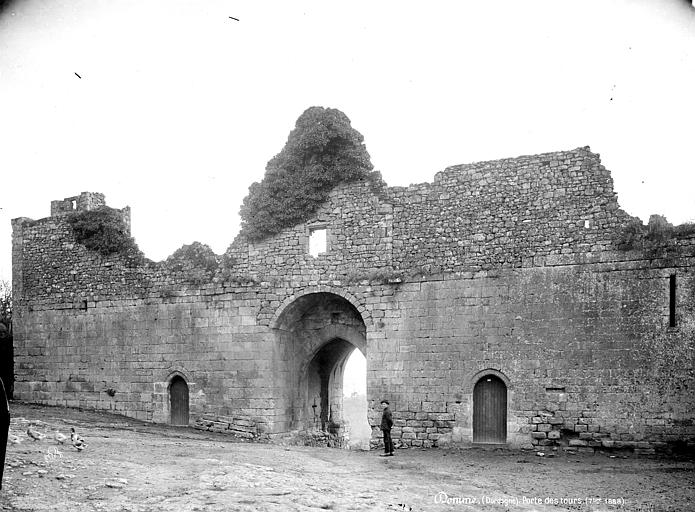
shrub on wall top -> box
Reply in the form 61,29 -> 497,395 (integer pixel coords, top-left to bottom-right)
239,107 -> 380,241
165,242 -> 219,273
617,215 -> 695,252
66,206 -> 142,262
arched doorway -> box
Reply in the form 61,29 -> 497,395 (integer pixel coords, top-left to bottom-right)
271,291 -> 367,440
473,374 -> 507,443
169,376 -> 189,425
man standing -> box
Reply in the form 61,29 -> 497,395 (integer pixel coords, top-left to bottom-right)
380,399 -> 394,457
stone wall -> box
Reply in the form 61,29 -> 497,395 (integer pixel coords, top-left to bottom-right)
11,148 -> 695,453
367,264 -> 695,453
390,147 -> 631,273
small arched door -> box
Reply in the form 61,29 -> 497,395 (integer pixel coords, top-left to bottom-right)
473,375 -> 507,443
170,376 -> 189,425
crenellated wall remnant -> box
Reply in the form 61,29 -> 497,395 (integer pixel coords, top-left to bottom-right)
12,148 -> 695,454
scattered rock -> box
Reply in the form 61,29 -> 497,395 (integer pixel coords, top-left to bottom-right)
104,477 -> 129,488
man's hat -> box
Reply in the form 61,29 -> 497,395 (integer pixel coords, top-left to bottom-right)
380,399 -> 389,405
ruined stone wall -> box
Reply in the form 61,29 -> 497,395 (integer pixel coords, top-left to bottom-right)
50,192 -> 106,217
225,180 -> 394,282
11,148 -> 695,452
11,185 -> 391,434
391,147 -> 632,273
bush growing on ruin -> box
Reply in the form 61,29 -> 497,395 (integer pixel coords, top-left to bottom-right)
66,206 -> 143,262
0,280 -> 10,333
166,242 -> 219,273
239,107 -> 380,241
165,242 -> 220,285
616,215 -> 695,252
0,280 -> 13,398
217,253 -> 259,285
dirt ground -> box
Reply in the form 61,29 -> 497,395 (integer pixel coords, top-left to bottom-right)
0,403 -> 693,512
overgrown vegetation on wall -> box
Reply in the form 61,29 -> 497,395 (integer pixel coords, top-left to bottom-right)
616,215 -> 695,252
163,244 -> 261,286
165,242 -> 221,285
166,242 -> 219,272
0,280 -> 10,331
239,107 -> 381,241
0,279 -> 13,398
67,207 -> 143,263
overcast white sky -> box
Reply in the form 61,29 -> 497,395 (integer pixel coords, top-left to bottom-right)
1,0 -> 694,282
1,0 -> 693,399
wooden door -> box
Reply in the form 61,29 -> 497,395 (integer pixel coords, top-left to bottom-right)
170,376 -> 189,425
473,375 -> 507,443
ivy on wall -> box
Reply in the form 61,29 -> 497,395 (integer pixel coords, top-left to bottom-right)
66,206 -> 144,264
239,107 -> 382,241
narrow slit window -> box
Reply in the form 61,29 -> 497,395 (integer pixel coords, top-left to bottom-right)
309,227 -> 327,257
669,274 -> 676,328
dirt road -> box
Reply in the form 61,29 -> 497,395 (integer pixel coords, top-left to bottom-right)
0,403 -> 692,511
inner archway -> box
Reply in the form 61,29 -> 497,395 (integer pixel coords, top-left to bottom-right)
305,337 -> 355,433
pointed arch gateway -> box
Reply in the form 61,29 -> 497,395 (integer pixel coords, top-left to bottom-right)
271,291 -> 368,439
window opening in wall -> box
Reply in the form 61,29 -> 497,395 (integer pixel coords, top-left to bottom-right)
670,274 -> 676,328
71,200 -> 76,210
309,227 -> 327,257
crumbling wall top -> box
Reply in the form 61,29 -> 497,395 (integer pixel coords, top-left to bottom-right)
50,192 -> 106,217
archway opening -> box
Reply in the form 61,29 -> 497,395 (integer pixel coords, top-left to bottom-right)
169,375 -> 189,426
473,374 -> 507,444
342,347 -> 370,449
272,291 -> 368,444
